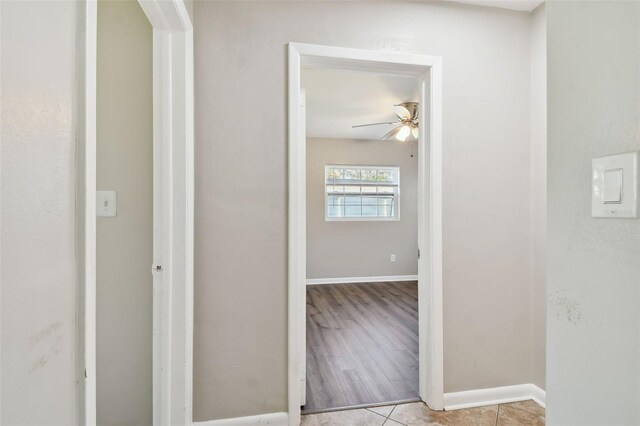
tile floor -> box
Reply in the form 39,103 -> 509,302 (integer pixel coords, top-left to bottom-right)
301,399 -> 545,425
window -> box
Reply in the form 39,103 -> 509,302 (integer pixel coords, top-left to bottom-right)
325,165 -> 400,220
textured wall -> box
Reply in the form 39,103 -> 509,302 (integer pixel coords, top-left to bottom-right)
546,1 -> 640,424
1,1 -> 78,424
306,138 -> 418,280
96,1 -> 153,424
194,1 -> 537,421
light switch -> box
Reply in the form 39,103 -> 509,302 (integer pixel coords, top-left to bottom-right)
592,152 -> 638,218
602,169 -> 623,203
97,190 -> 117,217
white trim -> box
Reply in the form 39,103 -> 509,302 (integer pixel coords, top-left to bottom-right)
306,275 -> 419,285
530,384 -> 546,408
288,42 -> 444,426
422,53 -> 445,410
193,412 -> 288,426
298,90 -> 307,406
140,2 -> 194,425
80,1 -> 193,425
444,384 -> 546,411
76,1 -> 97,424
325,216 -> 400,222
288,43 -> 305,426
0,1 -> 3,421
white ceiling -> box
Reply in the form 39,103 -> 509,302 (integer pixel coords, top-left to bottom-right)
302,69 -> 420,141
443,0 -> 544,12
212,0 -> 545,13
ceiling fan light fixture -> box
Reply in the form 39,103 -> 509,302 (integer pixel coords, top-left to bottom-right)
353,101 -> 419,142
396,125 -> 411,142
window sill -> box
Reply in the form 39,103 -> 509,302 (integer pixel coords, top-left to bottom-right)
325,216 -> 401,222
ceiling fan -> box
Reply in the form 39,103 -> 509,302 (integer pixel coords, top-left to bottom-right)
352,101 -> 419,142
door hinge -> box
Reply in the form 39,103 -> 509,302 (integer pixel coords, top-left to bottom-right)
418,248 -> 421,259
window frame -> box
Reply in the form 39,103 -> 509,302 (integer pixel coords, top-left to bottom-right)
324,164 -> 401,222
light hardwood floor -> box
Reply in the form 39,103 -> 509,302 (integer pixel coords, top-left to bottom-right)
304,281 -> 419,413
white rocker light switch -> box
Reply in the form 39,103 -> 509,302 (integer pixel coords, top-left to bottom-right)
592,152 -> 638,218
97,190 -> 117,217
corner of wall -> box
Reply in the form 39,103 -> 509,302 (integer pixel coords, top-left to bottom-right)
528,2 -> 547,391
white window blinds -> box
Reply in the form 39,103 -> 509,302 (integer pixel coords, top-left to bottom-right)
325,165 -> 400,220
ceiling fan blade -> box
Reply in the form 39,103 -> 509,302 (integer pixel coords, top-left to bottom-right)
352,121 -> 397,128
394,106 -> 410,121
380,125 -> 402,141
395,102 -> 419,120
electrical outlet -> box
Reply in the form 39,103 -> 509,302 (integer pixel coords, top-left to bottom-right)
390,254 -> 396,263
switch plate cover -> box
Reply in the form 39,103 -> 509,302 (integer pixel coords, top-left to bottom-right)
592,152 -> 638,218
97,190 -> 117,217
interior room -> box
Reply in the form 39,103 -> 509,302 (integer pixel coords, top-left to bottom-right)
302,68 -> 421,412
2,1 -> 640,426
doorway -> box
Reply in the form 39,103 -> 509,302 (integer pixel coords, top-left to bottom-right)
78,0 -> 194,424
302,68 -> 422,411
288,43 -> 444,426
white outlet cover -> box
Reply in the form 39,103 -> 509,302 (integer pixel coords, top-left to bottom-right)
592,152 -> 638,218
97,190 -> 117,217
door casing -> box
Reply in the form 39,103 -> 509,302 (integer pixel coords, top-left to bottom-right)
288,42 -> 444,426
77,1 -> 194,424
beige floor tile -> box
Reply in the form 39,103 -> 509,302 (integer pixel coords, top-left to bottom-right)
301,408 -> 387,426
501,400 -> 545,417
367,405 -> 395,418
388,402 -> 498,426
497,404 -> 545,426
383,419 -> 405,425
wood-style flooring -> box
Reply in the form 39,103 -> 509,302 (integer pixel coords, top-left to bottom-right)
303,281 -> 419,413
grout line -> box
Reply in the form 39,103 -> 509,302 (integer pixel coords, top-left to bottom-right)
495,404 -> 500,426
388,404 -> 398,418
386,404 -> 406,425
366,404 -> 396,420
367,409 -> 389,421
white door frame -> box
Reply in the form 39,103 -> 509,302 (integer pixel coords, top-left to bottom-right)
288,42 -> 443,426
77,1 -> 194,425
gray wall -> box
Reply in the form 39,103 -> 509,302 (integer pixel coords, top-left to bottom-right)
1,1 -> 78,424
96,1 -> 153,425
529,3 -> 547,390
194,1 -> 540,421
546,1 -> 640,424
306,138 -> 418,279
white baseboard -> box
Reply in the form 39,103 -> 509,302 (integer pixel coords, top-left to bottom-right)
193,412 -> 288,426
530,384 -> 546,408
444,384 -> 546,411
306,275 -> 418,285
